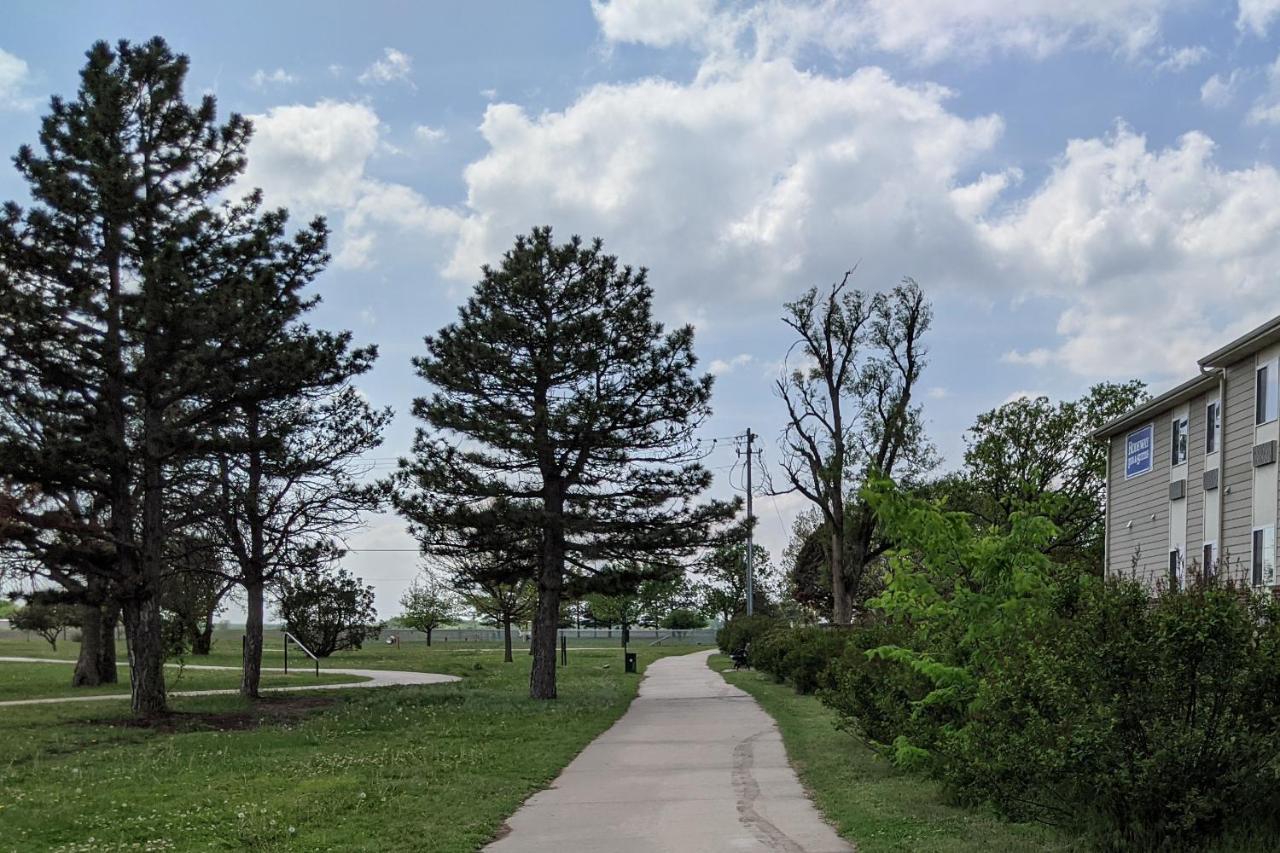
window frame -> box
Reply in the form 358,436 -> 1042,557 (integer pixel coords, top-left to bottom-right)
1203,541 -> 1216,580
1205,400 -> 1219,455
1253,526 -> 1276,588
1171,414 -> 1188,466
1258,362 -> 1279,426
1169,548 -> 1184,591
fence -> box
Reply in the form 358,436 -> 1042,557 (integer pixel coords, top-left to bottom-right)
374,626 -> 717,646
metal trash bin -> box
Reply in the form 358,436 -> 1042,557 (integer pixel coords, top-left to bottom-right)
624,652 -> 637,673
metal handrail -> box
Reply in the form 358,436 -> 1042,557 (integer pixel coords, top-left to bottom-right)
282,631 -> 321,677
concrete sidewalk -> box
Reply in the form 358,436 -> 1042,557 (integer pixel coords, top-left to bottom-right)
485,649 -> 853,852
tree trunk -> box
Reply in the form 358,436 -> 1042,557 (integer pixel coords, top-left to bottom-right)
73,602 -> 105,687
100,603 -> 119,683
426,627 -> 432,646
241,578 -> 264,698
121,595 -> 167,716
530,563 -> 561,699
503,614 -> 513,663
192,621 -> 213,655
830,526 -> 850,625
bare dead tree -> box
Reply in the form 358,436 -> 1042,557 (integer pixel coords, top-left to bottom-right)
773,273 -> 935,624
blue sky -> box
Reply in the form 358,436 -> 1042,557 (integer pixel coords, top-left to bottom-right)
4,0 -> 1280,617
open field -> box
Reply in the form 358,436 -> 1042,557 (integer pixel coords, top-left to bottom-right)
0,633 -> 703,852
710,655 -> 1082,853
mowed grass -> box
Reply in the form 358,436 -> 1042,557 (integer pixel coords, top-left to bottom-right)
1,633 -> 706,852
710,655 -> 1083,853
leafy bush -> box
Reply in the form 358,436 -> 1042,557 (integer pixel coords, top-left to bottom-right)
843,477 -> 1280,851
715,614 -> 780,660
749,626 -> 849,694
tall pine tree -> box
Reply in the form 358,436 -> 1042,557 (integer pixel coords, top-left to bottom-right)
396,227 -> 735,699
0,38 -> 345,714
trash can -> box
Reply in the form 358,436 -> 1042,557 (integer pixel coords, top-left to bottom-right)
624,652 -> 638,674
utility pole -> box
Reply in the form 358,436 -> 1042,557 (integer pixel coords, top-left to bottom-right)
744,428 -> 755,616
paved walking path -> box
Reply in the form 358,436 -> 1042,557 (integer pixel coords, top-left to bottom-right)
0,655 -> 459,707
486,649 -> 853,853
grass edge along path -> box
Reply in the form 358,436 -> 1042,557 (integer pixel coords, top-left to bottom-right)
709,654 -> 1082,853
1,644 -> 704,853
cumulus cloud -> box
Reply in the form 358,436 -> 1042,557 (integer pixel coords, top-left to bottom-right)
250,68 -> 297,88
1238,0 -> 1280,35
0,48 -> 34,110
977,126 -> 1280,377
444,61 -> 1004,307
591,0 -> 1182,64
239,100 -> 459,268
591,0 -> 717,48
358,48 -> 413,85
1201,70 -> 1242,107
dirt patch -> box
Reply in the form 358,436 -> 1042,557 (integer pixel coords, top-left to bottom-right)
86,696 -> 336,733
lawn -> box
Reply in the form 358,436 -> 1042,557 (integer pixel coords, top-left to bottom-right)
1,632 -> 705,852
0,661 -> 367,702
710,655 -> 1083,853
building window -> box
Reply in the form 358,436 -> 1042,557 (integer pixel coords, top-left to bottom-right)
1204,542 -> 1216,580
1169,549 -> 1185,590
1171,415 -> 1188,466
1206,401 -> 1219,454
1253,527 -> 1276,587
1258,364 -> 1278,425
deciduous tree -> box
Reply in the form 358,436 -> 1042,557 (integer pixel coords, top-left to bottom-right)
774,274 -> 935,624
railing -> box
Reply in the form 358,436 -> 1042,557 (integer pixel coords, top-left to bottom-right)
282,631 -> 320,677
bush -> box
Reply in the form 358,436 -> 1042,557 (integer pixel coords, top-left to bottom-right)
948,579 -> 1280,851
820,619 -> 935,749
715,614 -> 780,660
849,478 -> 1280,851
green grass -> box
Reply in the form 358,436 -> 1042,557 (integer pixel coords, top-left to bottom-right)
0,633 -> 705,853
0,661 -> 366,702
710,655 -> 1083,853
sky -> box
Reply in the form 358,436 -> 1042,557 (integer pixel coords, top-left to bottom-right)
4,0 -> 1280,619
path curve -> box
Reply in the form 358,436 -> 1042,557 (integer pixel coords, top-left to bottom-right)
485,649 -> 852,853
0,655 -> 460,707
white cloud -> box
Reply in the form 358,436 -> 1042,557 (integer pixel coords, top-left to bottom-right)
240,100 -> 459,268
250,68 -> 297,89
977,125 -> 1280,378
591,0 -> 717,48
0,48 -> 34,110
1201,70 -> 1242,107
1155,45 -> 1208,73
926,386 -> 951,399
1248,55 -> 1280,125
358,48 -> 413,86
591,0 -> 1182,64
414,124 -> 448,144
1002,348 -> 1053,367
480,87 -> 498,100
1238,0 -> 1280,35
444,61 -> 1004,304
709,353 -> 753,375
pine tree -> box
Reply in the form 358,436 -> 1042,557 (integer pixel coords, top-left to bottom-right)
0,38 -> 350,713
396,227 -> 736,699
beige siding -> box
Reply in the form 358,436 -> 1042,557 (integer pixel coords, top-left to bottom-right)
1221,360 -> 1255,584
1186,392 -> 1206,570
1108,415 -> 1171,588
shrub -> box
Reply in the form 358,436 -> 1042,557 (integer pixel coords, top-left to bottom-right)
715,614 -> 780,660
852,478 -> 1280,851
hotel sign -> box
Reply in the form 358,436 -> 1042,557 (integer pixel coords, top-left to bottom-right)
1125,424 -> 1154,479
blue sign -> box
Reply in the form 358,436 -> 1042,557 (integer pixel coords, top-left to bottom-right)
1125,425 -> 1154,479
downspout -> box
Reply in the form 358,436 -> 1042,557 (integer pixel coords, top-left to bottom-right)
1201,363 -> 1228,578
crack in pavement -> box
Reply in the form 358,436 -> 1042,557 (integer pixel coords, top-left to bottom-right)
733,729 -> 807,853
